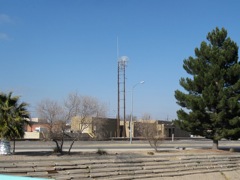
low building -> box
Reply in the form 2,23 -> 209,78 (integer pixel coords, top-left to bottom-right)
92,117 -> 117,139
24,118 -> 49,139
26,118 -> 49,132
134,119 -> 190,139
71,116 -> 118,139
157,120 -> 190,138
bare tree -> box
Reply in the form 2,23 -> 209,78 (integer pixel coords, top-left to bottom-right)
36,99 -> 67,154
64,92 -> 81,122
68,94 -> 107,153
136,118 -> 165,152
36,92 -> 107,154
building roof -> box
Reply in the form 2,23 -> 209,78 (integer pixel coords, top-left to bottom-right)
157,120 -> 173,125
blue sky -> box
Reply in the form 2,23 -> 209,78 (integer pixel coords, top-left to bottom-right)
1,0 -> 240,120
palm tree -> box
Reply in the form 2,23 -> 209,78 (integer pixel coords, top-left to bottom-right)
0,92 -> 30,154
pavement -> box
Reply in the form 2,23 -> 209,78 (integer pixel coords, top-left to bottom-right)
10,139 -> 240,153
1,139 -> 240,179
1,147 -> 240,179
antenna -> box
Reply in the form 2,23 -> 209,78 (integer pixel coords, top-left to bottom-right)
117,37 -> 128,137
117,36 -> 119,59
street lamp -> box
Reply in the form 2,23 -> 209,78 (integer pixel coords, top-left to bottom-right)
130,81 -> 144,144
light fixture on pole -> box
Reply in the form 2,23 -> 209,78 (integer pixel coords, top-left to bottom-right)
130,81 -> 144,144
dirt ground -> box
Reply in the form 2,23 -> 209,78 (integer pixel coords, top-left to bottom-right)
0,148 -> 236,161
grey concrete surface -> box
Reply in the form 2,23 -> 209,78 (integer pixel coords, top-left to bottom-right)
2,139 -> 240,179
1,149 -> 240,179
10,139 -> 240,152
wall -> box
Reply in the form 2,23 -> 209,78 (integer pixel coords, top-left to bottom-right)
92,117 -> 117,139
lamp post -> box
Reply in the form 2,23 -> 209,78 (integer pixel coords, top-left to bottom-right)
130,81 -> 144,144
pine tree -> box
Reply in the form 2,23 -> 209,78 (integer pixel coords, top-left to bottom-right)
175,27 -> 240,149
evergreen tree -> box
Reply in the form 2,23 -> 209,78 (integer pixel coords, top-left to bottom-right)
175,27 -> 240,149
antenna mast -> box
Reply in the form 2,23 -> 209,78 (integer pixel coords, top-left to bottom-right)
117,37 -> 128,137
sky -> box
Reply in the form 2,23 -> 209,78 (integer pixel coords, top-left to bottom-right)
1,0 -> 240,120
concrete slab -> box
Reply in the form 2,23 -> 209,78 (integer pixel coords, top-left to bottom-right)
221,170 -> 240,180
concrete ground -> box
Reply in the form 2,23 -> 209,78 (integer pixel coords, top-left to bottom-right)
158,170 -> 240,180
1,148 -> 240,179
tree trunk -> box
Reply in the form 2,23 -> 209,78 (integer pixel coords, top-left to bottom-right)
68,139 -> 76,155
13,138 -> 16,154
60,138 -> 64,153
212,139 -> 218,149
53,140 -> 62,154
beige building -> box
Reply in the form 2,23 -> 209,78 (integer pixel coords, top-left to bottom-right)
134,120 -> 190,139
70,117 -> 189,140
24,118 -> 50,139
71,116 -> 118,139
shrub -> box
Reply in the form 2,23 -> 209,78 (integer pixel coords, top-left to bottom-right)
96,148 -> 108,155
